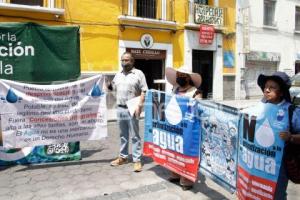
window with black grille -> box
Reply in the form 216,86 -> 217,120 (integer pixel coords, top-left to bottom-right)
136,0 -> 156,19
10,0 -> 43,6
194,0 -> 208,5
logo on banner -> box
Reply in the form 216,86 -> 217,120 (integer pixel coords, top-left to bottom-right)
140,34 -> 154,49
199,25 -> 215,45
0,88 -> 22,103
88,83 -> 103,97
243,114 -> 275,148
276,109 -> 284,121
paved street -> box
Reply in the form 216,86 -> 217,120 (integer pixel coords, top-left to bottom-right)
0,120 -> 299,200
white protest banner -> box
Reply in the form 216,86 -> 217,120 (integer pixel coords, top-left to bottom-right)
199,101 -> 239,193
0,75 -> 107,148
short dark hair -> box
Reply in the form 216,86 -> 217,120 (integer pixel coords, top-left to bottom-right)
122,52 -> 135,63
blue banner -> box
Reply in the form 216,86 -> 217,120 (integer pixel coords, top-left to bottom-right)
144,90 -> 201,182
199,101 -> 239,193
237,101 -> 289,200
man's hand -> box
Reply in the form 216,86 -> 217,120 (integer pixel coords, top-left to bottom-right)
279,131 -> 291,141
134,105 -> 142,118
104,76 -> 113,91
107,83 -> 113,91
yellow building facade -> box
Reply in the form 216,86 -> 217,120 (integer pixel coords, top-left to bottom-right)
0,0 -> 236,100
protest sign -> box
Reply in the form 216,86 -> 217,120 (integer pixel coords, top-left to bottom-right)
199,101 -> 239,193
0,22 -> 81,165
237,102 -> 289,200
143,90 -> 200,182
0,75 -> 107,148
0,22 -> 80,83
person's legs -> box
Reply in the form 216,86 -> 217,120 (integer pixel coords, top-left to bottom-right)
129,115 -> 142,172
180,177 -> 194,190
111,107 -> 130,166
274,165 -> 288,200
119,108 -> 130,159
130,116 -> 141,162
168,171 -> 180,182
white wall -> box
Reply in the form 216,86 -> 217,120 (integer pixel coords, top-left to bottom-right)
184,30 -> 224,100
236,0 -> 300,99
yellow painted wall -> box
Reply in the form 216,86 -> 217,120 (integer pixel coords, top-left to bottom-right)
63,0 -> 121,72
172,0 -> 186,69
0,0 -> 236,74
0,0 -> 122,72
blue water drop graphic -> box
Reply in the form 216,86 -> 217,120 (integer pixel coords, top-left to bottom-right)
6,89 -> 18,103
91,84 -> 102,97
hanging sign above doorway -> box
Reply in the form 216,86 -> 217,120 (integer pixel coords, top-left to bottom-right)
140,34 -> 154,49
199,25 -> 215,44
194,4 -> 224,26
126,48 -> 166,60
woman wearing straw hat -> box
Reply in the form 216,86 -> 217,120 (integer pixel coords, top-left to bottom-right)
166,66 -> 202,99
165,66 -> 202,190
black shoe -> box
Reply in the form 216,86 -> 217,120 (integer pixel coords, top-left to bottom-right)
181,185 -> 193,191
168,177 -> 180,183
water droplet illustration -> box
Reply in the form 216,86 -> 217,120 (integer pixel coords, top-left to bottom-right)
255,119 -> 274,147
277,109 -> 284,121
165,96 -> 182,125
91,84 -> 102,97
6,89 -> 18,103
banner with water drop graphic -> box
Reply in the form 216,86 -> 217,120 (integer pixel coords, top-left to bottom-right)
237,101 -> 290,200
198,101 -> 239,193
0,22 -> 81,165
0,75 -> 107,148
143,90 -> 200,182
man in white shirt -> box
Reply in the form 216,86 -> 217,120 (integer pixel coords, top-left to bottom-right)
109,52 -> 148,172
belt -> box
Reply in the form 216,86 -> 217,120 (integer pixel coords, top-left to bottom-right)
117,104 -> 128,108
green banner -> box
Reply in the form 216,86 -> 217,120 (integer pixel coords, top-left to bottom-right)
0,22 -> 80,83
0,22 -> 81,165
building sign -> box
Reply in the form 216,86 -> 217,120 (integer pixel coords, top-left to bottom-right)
199,25 -> 215,44
140,34 -> 154,49
194,4 -> 224,26
246,51 -> 280,62
126,48 -> 166,60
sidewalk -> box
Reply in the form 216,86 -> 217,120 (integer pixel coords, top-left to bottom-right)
1,110 -> 299,199
0,121 -> 235,200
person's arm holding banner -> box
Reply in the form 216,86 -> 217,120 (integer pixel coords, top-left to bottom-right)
280,131 -> 300,143
280,107 -> 300,144
105,75 -> 114,91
